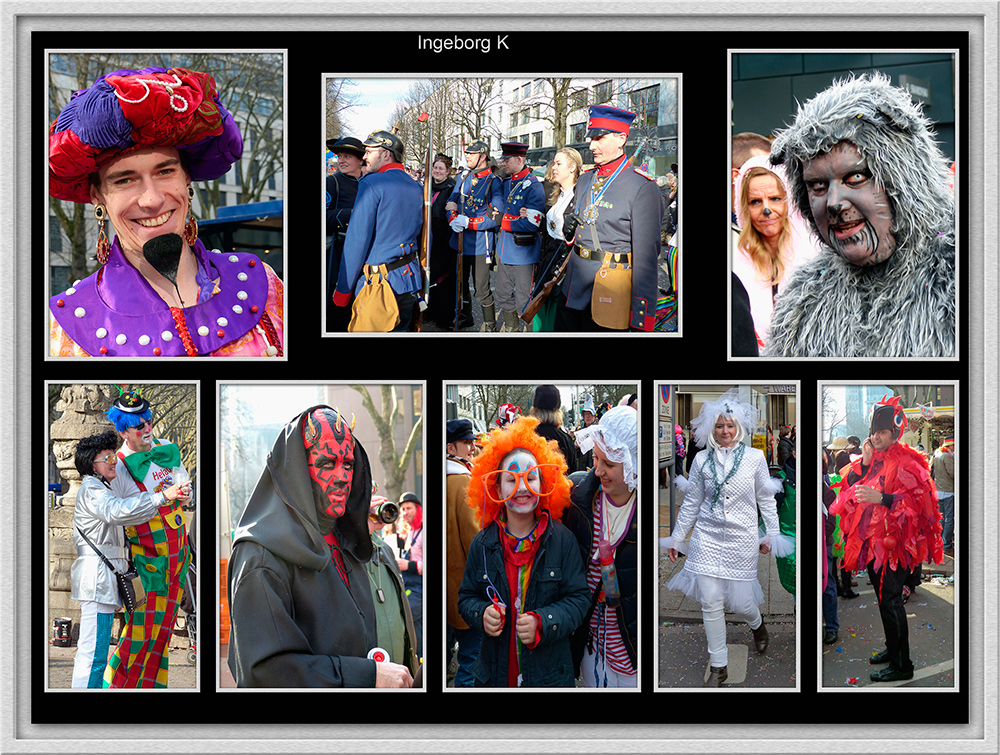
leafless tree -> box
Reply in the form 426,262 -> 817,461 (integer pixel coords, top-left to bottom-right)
350,384 -> 423,504
325,78 -> 366,142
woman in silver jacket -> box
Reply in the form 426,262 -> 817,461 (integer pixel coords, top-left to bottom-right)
70,430 -> 189,688
661,389 -> 794,687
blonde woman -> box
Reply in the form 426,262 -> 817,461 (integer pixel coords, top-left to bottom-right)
530,148 -> 584,331
662,389 -> 794,687
732,155 -> 820,350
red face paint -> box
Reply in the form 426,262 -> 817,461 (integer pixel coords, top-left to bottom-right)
302,409 -> 355,518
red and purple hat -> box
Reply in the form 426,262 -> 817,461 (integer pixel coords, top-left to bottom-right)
49,66 -> 243,204
586,105 -> 637,138
500,142 -> 528,158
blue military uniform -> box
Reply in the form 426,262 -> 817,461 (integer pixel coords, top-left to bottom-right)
559,106 -> 663,331
447,167 -> 502,257
495,166 -> 545,266
333,162 -> 426,307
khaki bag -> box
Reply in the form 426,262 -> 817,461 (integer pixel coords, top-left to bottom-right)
591,252 -> 632,329
349,264 -> 400,332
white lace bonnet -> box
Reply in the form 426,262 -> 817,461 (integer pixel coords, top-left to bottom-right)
575,405 -> 638,491
690,388 -> 757,449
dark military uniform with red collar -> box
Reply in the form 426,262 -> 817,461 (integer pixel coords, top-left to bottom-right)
562,154 -> 663,331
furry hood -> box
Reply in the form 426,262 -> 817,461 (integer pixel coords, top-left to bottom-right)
763,73 -> 956,358
770,72 -> 954,256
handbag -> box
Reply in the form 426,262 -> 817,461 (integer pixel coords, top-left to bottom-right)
76,527 -> 147,613
349,263 -> 400,332
591,251 -> 632,330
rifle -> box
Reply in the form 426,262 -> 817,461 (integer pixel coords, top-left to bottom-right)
454,165 -> 469,332
520,133 -> 654,325
520,218 -> 577,324
417,113 -> 432,314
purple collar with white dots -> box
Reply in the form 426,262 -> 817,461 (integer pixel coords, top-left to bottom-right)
50,238 -> 268,356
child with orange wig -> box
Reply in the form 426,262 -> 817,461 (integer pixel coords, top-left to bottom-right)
457,415 -> 590,686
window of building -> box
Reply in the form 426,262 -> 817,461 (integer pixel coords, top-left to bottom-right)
628,85 -> 660,129
593,80 -> 613,103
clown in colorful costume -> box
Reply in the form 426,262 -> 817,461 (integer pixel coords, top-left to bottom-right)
457,416 -> 589,687
48,66 -> 283,357
829,395 -> 943,683
104,389 -> 192,688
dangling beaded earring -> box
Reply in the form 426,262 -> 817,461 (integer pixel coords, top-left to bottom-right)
183,185 -> 198,245
94,204 -> 110,265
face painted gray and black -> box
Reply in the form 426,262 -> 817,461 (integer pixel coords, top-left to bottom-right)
802,141 -> 897,266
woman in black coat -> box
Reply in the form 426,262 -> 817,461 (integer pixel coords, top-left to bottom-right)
426,154 -> 459,329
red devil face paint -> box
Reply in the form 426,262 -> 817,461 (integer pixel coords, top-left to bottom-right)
302,409 -> 355,518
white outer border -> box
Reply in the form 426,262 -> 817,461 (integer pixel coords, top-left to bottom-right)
213,380 -> 428,693
4,2 -> 995,753
652,380 -> 801,693
726,48 -> 963,363
440,379 -> 642,692
42,379 -> 201,693
815,380 -> 962,692
41,49 -> 290,363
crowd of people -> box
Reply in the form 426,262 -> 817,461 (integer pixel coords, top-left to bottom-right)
731,73 -> 956,358
325,105 -> 678,333
446,386 -> 639,687
821,396 -> 947,683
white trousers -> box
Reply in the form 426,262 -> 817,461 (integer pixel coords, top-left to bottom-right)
71,600 -> 118,688
696,574 -> 762,668
581,645 -> 637,688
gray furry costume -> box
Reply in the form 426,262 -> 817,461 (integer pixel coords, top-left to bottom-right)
764,73 -> 955,358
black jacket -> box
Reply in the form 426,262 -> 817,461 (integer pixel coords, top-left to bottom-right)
562,470 -> 638,674
227,405 -> 379,687
458,515 -> 590,687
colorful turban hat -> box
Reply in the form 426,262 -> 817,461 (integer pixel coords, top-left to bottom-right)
49,66 -> 243,203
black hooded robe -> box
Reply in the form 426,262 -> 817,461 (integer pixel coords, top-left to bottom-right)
227,406 -> 379,687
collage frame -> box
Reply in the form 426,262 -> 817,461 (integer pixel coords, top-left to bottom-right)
4,2 -> 997,754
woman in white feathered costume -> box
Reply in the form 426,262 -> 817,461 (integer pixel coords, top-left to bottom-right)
661,389 -> 794,687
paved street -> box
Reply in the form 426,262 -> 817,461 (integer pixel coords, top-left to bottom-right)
822,556 -> 956,689
658,485 -> 797,689
48,625 -> 197,690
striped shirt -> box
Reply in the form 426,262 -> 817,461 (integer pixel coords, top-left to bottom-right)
586,492 -> 634,676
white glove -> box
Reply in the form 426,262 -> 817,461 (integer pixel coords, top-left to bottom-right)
450,215 -> 470,233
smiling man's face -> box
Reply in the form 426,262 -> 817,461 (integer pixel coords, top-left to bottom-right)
802,141 -> 896,266
92,146 -> 190,256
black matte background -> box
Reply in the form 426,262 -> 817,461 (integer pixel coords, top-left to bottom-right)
31,29 -> 970,725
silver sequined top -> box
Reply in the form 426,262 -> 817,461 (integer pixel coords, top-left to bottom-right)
70,475 -> 165,605
672,446 -> 779,582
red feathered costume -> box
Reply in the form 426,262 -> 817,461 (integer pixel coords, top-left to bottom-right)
830,441 -> 943,576
830,395 -> 944,681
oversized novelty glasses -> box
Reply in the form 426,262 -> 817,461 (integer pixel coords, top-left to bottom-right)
482,464 -> 561,504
